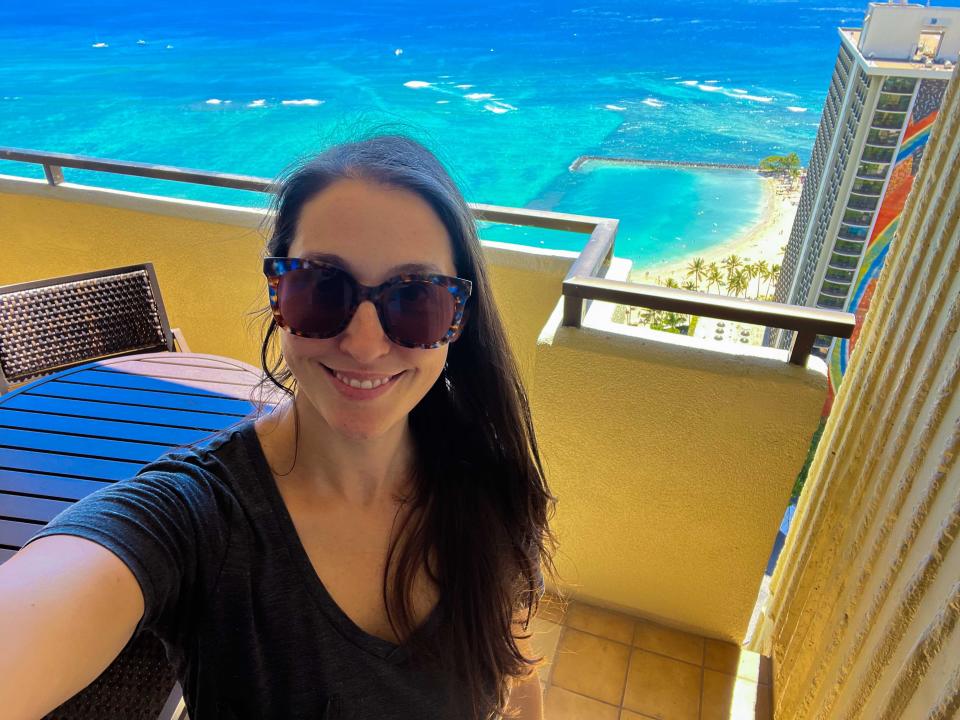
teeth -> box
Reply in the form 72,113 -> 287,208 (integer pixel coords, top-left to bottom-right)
334,371 -> 394,390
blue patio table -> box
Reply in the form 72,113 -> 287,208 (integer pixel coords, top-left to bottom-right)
0,351 -> 275,565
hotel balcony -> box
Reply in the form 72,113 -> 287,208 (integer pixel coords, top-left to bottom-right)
2,68 -> 958,720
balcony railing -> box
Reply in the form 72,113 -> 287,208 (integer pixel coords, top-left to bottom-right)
876,94 -> 912,112
0,146 -> 856,365
852,178 -> 884,195
881,77 -> 916,94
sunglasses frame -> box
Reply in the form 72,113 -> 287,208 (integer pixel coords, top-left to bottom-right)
263,257 -> 473,349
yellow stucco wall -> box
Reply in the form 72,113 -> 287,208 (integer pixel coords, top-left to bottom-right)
2,176 -> 828,642
765,74 -> 960,718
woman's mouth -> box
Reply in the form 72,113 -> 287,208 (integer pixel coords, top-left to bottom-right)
320,364 -> 406,400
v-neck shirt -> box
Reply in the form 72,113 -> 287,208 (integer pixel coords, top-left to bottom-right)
26,418 -> 470,719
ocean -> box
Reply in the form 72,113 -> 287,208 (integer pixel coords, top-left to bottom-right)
0,0 -> 869,266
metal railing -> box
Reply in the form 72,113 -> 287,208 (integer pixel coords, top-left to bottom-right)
0,146 -> 856,365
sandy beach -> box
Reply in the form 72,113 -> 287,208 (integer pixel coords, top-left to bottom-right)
629,174 -> 802,292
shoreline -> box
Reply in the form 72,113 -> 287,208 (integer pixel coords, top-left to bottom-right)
570,155 -> 757,172
629,174 -> 801,290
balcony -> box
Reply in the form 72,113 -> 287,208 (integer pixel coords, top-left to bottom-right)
0,148 -> 857,719
866,128 -> 900,147
871,111 -> 907,130
838,224 -> 869,242
881,76 -> 916,94
876,93 -> 912,112
847,194 -> 879,212
851,178 -> 884,196
816,295 -> 846,310
818,285 -> 849,300
860,145 -> 895,163
856,162 -> 888,180
824,269 -> 854,283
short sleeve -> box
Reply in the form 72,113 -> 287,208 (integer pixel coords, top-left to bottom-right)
23,467 -> 231,637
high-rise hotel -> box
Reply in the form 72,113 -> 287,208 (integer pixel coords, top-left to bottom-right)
769,2 -> 957,403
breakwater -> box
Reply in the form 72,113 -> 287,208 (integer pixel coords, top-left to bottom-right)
569,156 -> 757,172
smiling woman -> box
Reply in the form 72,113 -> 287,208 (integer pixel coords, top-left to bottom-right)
0,135 -> 557,720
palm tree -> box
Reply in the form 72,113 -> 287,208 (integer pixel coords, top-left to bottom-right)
706,265 -> 724,294
664,277 -> 680,289
754,260 -> 770,298
769,264 -> 781,294
722,254 -> 743,286
728,269 -> 749,297
682,280 -> 697,292
686,257 -> 707,291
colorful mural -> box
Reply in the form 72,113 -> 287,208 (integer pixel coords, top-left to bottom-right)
824,78 -> 949,411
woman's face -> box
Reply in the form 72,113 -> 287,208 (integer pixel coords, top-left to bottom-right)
282,178 -> 458,441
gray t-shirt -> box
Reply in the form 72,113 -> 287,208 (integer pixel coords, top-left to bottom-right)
26,418 -> 523,719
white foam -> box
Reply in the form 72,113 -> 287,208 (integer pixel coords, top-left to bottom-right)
136,39 -> 146,45
491,100 -> 517,110
642,98 -> 665,108
91,42 -> 108,48
484,104 -> 510,114
436,100 -> 450,104
786,106 -> 808,112
604,104 -> 627,111
205,98 -> 224,105
664,75 -> 681,81
403,80 -> 431,89
281,98 -> 323,106
697,84 -> 723,92
679,80 -> 698,87
455,84 -> 473,89
465,92 -> 493,100
736,93 -> 773,103
704,80 -> 720,84
165,44 -> 174,49
248,99 -> 266,107
731,88 -> 748,94
394,48 -> 403,56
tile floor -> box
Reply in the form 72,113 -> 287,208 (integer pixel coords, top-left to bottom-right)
529,594 -> 772,720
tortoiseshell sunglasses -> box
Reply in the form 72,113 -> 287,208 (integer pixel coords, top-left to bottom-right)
263,257 -> 473,349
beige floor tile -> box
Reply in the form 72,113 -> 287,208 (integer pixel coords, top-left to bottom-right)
622,648 -> 701,720
529,617 -> 563,680
565,602 -> 636,645
633,620 -> 705,666
551,628 -> 632,706
704,638 -> 741,675
701,670 -> 759,720
537,592 -> 569,624
543,686 -> 620,720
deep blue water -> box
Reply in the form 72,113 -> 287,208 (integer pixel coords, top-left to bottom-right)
0,0 -> 881,264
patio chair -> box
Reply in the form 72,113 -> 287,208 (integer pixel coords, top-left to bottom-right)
0,263 -> 190,394
44,631 -> 188,720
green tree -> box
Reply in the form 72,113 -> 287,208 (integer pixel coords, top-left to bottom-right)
722,254 -> 743,286
686,257 -> 707,291
728,268 -> 749,297
706,263 -> 724,294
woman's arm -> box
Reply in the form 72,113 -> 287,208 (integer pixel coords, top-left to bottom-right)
505,611 -> 544,720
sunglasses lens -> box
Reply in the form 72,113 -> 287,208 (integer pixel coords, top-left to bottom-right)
383,282 -> 457,346
277,266 -> 353,337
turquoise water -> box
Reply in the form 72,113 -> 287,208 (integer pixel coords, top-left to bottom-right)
0,0 -> 867,265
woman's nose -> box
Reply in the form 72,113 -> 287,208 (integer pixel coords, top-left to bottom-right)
338,300 -> 392,359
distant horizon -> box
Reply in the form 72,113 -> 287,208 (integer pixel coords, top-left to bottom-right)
0,0 -> 916,266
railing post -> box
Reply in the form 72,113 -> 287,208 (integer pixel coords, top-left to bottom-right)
562,294 -> 584,328
789,330 -> 817,366
42,164 -> 63,185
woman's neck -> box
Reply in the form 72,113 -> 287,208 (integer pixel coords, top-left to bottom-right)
256,396 -> 416,511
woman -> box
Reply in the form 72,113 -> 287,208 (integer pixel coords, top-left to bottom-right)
0,136 -> 557,719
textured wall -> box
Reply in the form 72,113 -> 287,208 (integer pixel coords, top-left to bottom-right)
2,176 -> 829,642
766,73 -> 960,719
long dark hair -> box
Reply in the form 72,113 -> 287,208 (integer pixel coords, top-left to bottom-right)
247,135 -> 558,718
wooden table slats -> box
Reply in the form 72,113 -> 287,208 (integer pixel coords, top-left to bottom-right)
1,395 -> 251,429
0,493 -> 73,524
0,470 -> 110,501
1,447 -> 144,480
26,380 -> 255,414
1,427 -> 175,463
0,409 -> 214,446
0,352 -> 271,555
64,368 -> 263,399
